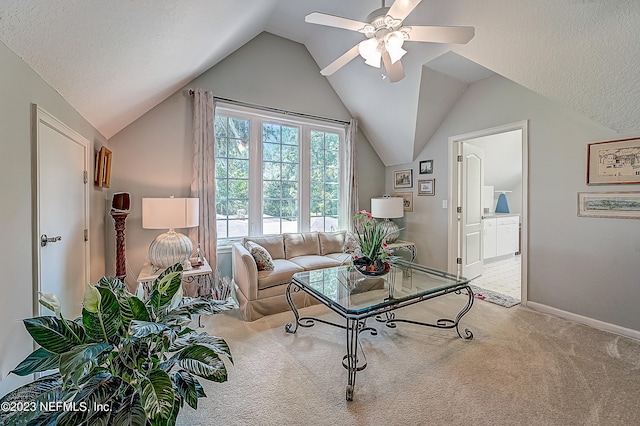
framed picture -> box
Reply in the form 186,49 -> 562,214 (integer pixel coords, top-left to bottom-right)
419,160 -> 433,174
417,179 -> 435,196
394,191 -> 413,212
577,192 -> 640,219
394,169 -> 413,189
587,137 -> 640,185
95,146 -> 112,188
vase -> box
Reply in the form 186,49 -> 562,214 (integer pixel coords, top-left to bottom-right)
353,258 -> 390,277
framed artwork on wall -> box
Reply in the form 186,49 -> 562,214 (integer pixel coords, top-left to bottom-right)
394,191 -> 413,212
419,160 -> 433,174
587,137 -> 640,185
394,169 -> 413,189
95,146 -> 112,188
417,179 -> 435,196
577,192 -> 640,219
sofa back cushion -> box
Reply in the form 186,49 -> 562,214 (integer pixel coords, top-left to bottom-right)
318,230 -> 346,255
284,232 -> 320,259
243,234 -> 285,259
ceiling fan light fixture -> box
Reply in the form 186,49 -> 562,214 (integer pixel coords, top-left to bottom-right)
385,31 -> 406,64
358,38 -> 382,68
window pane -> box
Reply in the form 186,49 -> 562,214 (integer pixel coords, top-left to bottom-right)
214,116 -> 227,138
215,138 -> 227,156
227,219 -> 248,238
282,126 -> 299,145
228,179 -> 248,195
263,181 -> 282,197
228,139 -> 249,159
311,166 -> 323,182
282,182 -> 298,199
282,145 -> 298,163
230,118 -> 249,140
282,163 -> 298,181
326,133 -> 339,151
263,142 -> 281,162
263,162 -> 280,180
263,123 -> 280,143
228,159 -> 249,179
325,167 -> 338,183
215,158 -> 227,178
311,131 -> 324,151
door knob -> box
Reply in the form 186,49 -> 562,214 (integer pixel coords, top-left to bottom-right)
41,234 -> 62,247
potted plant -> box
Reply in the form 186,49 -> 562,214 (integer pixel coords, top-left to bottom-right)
0,263 -> 234,426
351,210 -> 399,276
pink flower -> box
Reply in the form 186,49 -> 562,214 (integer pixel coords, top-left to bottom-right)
382,242 -> 388,248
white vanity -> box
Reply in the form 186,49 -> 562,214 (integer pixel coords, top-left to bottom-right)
482,214 -> 520,259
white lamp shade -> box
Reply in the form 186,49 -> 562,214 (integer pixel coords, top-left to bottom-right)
371,197 -> 404,219
142,198 -> 199,230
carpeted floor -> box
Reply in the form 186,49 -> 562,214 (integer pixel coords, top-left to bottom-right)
178,294 -> 640,426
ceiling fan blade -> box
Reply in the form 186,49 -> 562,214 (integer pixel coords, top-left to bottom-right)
387,0 -> 423,21
406,26 -> 475,44
320,45 -> 361,76
382,51 -> 405,83
305,12 -> 368,32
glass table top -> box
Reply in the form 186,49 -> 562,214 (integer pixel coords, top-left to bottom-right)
291,260 -> 470,317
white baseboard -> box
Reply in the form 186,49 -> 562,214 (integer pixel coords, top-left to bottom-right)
526,301 -> 640,341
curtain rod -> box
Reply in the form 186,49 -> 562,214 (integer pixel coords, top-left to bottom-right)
188,89 -> 350,126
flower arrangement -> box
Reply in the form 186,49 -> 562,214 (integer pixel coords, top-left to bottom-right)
351,210 -> 395,275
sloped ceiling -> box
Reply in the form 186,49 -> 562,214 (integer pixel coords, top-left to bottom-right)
1,0 -> 639,166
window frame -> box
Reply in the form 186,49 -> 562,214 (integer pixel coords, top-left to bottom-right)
214,104 -> 346,243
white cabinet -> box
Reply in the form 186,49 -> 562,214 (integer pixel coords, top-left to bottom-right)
483,218 -> 497,259
483,215 -> 519,259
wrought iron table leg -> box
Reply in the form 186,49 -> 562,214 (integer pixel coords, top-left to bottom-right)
285,282 -> 302,334
344,318 -> 359,401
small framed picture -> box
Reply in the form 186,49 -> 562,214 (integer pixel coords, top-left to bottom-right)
419,160 -> 433,174
394,169 -> 413,189
394,192 -> 413,212
577,191 -> 640,219
95,146 -> 112,188
417,179 -> 435,196
587,137 -> 640,185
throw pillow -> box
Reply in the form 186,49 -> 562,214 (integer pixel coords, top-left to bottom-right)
245,241 -> 275,271
343,231 -> 360,254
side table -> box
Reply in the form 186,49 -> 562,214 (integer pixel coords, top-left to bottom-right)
387,240 -> 416,262
137,258 -> 214,299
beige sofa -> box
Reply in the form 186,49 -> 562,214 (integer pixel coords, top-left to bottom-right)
232,231 -> 352,321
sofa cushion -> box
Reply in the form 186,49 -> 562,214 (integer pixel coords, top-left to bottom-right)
243,234 -> 285,259
289,255 -> 341,271
326,252 -> 352,265
284,232 -> 320,259
244,241 -> 275,271
257,259 -> 304,290
343,231 -> 360,254
318,231 -> 346,255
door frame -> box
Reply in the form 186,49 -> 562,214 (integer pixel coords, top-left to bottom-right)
31,104 -> 91,317
447,120 -> 528,304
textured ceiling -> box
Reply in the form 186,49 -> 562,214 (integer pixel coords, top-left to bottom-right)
1,0 -> 638,165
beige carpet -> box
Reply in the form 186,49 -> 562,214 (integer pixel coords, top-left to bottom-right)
178,294 -> 640,426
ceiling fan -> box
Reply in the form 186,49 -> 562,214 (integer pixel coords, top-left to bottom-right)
305,0 -> 475,82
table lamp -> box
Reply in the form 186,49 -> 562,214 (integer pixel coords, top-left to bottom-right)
371,196 -> 404,243
142,197 -> 199,270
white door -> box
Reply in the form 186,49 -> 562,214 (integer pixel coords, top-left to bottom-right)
459,142 -> 484,279
35,107 -> 90,319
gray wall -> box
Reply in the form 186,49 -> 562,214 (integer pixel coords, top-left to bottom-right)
108,32 -> 385,289
390,74 -> 640,332
0,41 -> 108,396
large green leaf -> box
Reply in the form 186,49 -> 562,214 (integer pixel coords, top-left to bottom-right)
11,347 -> 60,376
111,392 -> 146,426
173,370 -> 200,409
97,276 -> 127,293
59,343 -> 112,386
23,317 -> 86,354
170,332 -> 232,363
176,344 -> 228,382
82,286 -> 122,342
56,373 -> 122,426
0,374 -> 64,426
150,264 -> 183,309
119,295 -> 151,329
140,369 -> 175,421
129,320 -> 170,339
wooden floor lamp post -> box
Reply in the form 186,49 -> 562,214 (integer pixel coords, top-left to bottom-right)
111,193 -> 131,281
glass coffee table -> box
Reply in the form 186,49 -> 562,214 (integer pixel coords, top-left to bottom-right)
285,259 -> 474,401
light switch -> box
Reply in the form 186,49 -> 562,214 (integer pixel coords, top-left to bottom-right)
442,200 -> 448,209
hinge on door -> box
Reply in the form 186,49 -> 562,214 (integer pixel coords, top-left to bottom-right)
457,207 -> 462,213
84,171 -> 88,184
84,229 -> 89,241
456,257 -> 462,265
457,155 -> 463,162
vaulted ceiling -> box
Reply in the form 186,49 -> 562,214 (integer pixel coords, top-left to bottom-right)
1,0 -> 638,166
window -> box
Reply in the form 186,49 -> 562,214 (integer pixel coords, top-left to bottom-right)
214,106 -> 344,241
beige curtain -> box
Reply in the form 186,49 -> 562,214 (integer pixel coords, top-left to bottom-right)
341,119 -> 359,230
189,89 -> 217,268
